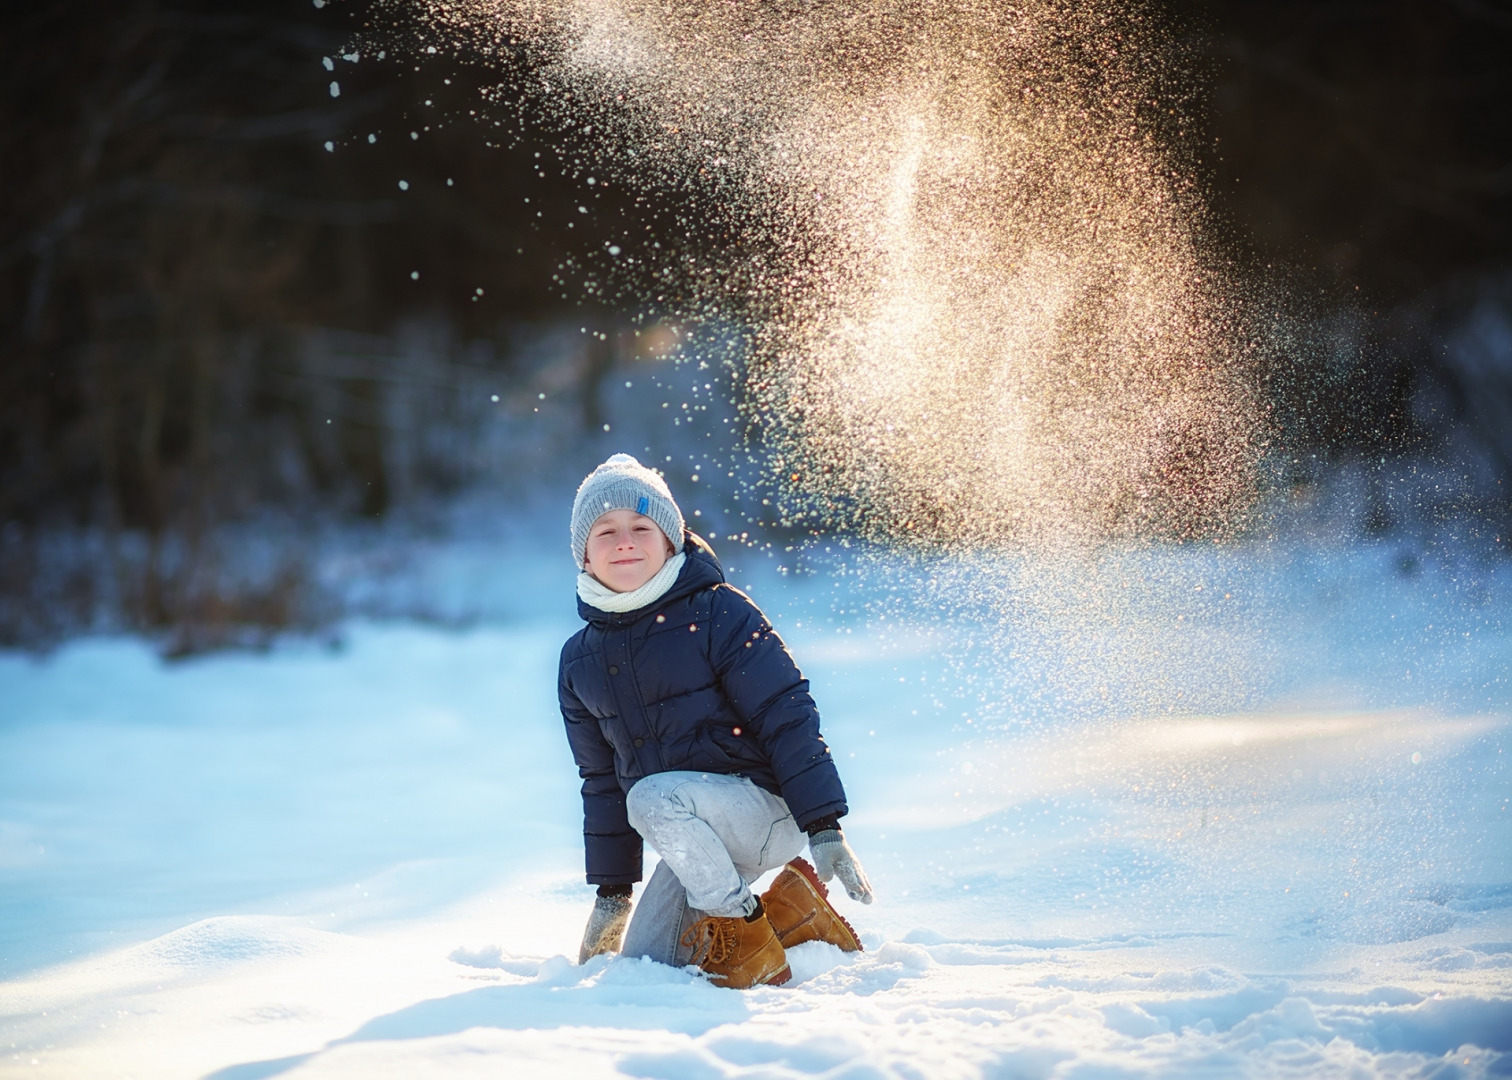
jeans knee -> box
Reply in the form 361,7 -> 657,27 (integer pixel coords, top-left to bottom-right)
625,774 -> 687,834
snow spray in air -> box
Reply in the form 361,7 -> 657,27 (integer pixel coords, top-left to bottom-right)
373,0 -> 1274,717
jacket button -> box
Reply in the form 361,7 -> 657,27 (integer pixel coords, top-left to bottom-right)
608,665 -> 619,675
633,737 -> 644,747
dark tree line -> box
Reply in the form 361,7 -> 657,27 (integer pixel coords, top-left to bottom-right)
1186,0 -> 1512,480
1193,0 -> 1512,300
2,0 -> 1510,647
1,0 -> 632,535
0,0 -> 674,646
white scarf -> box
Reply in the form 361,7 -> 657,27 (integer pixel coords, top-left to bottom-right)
576,552 -> 687,614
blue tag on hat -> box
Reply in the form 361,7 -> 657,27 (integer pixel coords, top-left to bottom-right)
637,496 -> 649,514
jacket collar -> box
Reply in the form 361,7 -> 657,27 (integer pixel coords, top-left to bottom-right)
576,531 -> 724,627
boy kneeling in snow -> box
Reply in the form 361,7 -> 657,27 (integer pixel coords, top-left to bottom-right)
561,454 -> 873,988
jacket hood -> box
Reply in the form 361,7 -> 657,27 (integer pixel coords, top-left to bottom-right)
576,531 -> 724,627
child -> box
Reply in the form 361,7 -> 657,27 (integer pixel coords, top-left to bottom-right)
560,453 -> 873,988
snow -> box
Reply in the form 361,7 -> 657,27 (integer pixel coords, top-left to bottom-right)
1,538 -> 1509,1078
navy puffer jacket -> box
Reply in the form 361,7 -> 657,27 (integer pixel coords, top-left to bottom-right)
559,532 -> 848,885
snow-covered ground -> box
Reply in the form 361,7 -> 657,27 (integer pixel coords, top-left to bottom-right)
2,533 -> 1509,1079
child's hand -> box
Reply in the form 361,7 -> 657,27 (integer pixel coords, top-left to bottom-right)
578,891 -> 632,964
809,829 -> 875,904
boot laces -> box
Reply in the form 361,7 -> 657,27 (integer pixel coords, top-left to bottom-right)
681,916 -> 738,966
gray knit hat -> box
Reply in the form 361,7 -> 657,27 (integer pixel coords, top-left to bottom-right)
570,453 -> 685,567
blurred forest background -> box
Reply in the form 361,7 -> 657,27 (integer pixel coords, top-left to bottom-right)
3,0 -> 1511,652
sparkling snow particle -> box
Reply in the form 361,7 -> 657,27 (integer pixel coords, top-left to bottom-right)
324,141 -> 334,152
410,271 -> 419,280
367,133 -> 376,144
608,245 -> 621,256
491,394 -> 499,402
398,180 -> 409,190
329,81 -> 340,98
322,57 -> 334,71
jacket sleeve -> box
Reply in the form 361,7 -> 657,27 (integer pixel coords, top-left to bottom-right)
709,587 -> 848,829
559,654 -> 642,886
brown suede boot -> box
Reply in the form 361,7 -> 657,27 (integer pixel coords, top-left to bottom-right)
679,903 -> 791,989
760,857 -> 863,953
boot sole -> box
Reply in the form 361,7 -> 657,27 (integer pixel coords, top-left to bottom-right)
709,963 -> 791,989
784,857 -> 863,952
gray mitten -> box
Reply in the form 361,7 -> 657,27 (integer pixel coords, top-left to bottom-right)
578,893 -> 632,964
809,829 -> 875,904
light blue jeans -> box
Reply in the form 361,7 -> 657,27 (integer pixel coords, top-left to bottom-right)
621,771 -> 806,967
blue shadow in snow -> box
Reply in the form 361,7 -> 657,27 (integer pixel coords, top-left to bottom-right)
203,970 -> 748,1080
1333,996 -> 1512,1055
204,1055 -> 317,1080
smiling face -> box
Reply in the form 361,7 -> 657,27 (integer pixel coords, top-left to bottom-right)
582,509 -> 674,592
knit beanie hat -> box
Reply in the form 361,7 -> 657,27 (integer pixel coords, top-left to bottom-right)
570,453 -> 685,567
